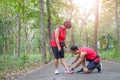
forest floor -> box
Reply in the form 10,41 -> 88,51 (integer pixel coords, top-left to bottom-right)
15,58 -> 120,80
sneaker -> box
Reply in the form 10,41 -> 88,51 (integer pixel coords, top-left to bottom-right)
64,70 -> 73,74
55,70 -> 59,75
97,63 -> 102,73
77,68 -> 83,73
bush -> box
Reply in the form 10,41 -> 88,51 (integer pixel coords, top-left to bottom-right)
0,54 -> 42,80
99,49 -> 120,62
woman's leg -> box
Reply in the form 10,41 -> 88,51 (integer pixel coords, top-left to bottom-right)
60,58 -> 68,70
59,48 -> 68,70
52,47 -> 59,74
54,59 -> 59,69
59,47 -> 72,74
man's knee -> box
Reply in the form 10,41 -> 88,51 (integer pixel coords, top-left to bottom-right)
83,68 -> 93,73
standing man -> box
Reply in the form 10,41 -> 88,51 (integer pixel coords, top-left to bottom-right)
70,45 -> 102,73
50,21 -> 72,74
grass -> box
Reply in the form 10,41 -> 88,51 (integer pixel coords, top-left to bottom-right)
0,54 -> 43,79
98,49 -> 120,62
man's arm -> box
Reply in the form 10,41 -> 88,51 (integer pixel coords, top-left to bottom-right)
73,52 -> 86,69
71,55 -> 80,65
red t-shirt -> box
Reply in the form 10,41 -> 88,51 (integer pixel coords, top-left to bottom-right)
80,47 -> 100,62
50,26 -> 66,47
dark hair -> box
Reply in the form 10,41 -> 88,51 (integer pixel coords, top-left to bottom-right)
63,21 -> 72,28
70,45 -> 79,51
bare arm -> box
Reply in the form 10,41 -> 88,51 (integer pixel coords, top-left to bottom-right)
73,52 -> 86,69
55,28 -> 61,51
71,55 -> 80,65
64,40 -> 67,48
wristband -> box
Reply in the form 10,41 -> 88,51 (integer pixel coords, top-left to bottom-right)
71,68 -> 74,71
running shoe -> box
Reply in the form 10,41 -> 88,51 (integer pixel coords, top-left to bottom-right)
76,68 -> 83,73
64,70 -> 73,74
97,63 -> 102,73
55,70 -> 59,75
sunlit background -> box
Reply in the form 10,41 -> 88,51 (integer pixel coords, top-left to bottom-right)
0,0 -> 120,79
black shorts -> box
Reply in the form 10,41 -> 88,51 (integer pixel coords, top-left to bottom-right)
87,61 -> 99,70
52,47 -> 64,59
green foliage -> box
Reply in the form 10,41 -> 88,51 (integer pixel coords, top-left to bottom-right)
0,54 -> 17,79
65,53 -> 73,58
99,49 -> 120,62
17,54 -> 29,69
0,54 -> 42,79
113,40 -> 120,58
0,1 -> 120,79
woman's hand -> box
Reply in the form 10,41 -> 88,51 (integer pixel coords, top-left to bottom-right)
65,47 -> 68,52
58,46 -> 61,52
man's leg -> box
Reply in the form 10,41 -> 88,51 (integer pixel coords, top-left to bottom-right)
77,59 -> 93,73
83,61 -> 97,73
97,62 -> 103,73
83,67 -> 93,73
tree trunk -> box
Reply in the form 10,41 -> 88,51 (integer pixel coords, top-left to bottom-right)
0,25 -> 3,54
2,21 -> 9,54
79,13 -> 91,47
13,32 -> 17,55
39,0 -> 46,63
71,0 -> 75,46
84,0 -> 89,47
2,21 -> 6,54
79,0 -> 91,47
17,13 -> 21,57
94,0 -> 99,53
7,29 -> 10,53
22,0 -> 28,54
4,38 -> 7,54
115,0 -> 119,42
24,29 -> 28,54
85,24 -> 89,47
2,21 -> 5,54
46,0 -> 53,60
69,0 -> 75,47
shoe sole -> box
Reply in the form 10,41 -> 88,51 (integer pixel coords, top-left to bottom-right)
100,63 -> 103,72
98,63 -> 103,73
64,72 -> 73,74
55,73 -> 59,75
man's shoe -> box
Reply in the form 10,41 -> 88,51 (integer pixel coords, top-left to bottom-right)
97,63 -> 102,73
55,70 -> 59,75
77,68 -> 83,73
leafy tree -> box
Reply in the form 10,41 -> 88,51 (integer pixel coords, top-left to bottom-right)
39,0 -> 46,63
